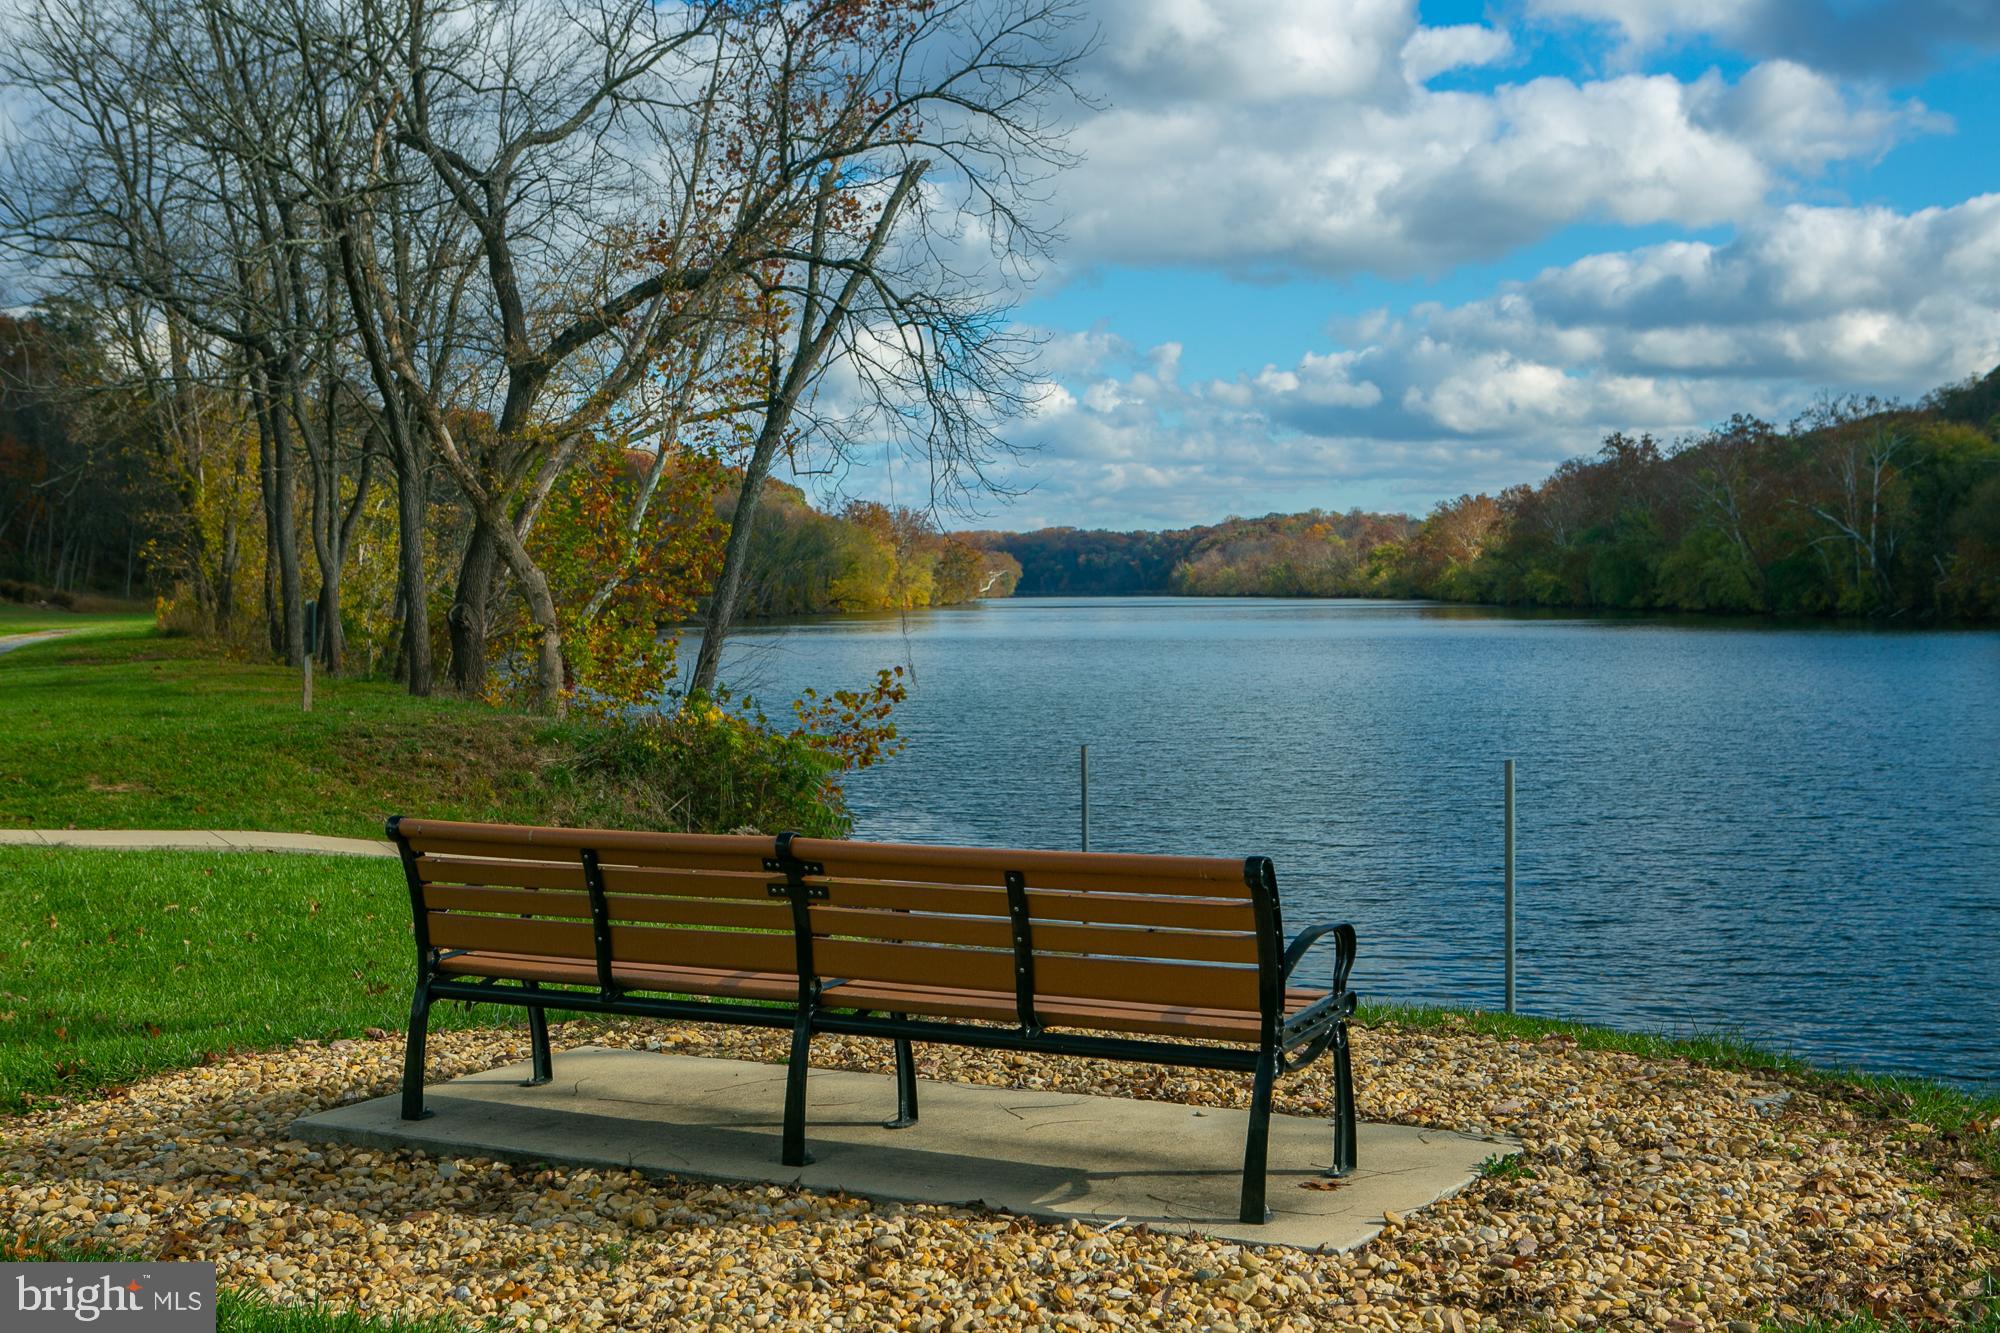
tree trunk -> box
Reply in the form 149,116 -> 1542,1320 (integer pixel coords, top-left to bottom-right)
396,437 -> 434,695
486,505 -> 567,714
252,366 -> 305,664
448,516 -> 499,695
689,426 -> 784,695
308,471 -> 344,673
257,401 -> 282,654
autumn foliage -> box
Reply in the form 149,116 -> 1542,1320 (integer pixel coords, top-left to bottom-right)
978,368 -> 2000,621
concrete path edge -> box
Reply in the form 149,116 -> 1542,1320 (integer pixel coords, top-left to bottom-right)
0,829 -> 395,857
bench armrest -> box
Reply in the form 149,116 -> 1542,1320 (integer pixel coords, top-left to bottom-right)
1282,921 -> 1357,994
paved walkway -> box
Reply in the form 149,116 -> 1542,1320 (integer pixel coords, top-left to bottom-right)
0,828 -> 396,857
0,630 -> 74,655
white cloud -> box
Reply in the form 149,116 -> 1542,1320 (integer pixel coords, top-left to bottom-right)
1059,1 -> 1937,276
984,196 -> 2000,527
1401,22 -> 1515,84
1090,0 -> 1411,103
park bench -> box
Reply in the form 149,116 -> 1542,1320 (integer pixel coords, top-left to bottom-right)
387,816 -> 1360,1224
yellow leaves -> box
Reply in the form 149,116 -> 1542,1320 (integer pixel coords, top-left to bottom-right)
792,666 -> 907,771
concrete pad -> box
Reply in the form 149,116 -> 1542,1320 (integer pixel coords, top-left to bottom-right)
293,1047 -> 1513,1251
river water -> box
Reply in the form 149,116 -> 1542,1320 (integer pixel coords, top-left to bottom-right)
707,596 -> 2000,1088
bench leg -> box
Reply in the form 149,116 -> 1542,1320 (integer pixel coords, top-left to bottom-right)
1238,1047 -> 1276,1225
782,1012 -> 815,1167
400,986 -> 435,1121
883,1036 -> 919,1129
1328,1021 -> 1357,1177
524,988 -> 553,1087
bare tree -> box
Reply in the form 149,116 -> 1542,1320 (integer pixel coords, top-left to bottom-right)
688,0 -> 1088,695
4,0 -> 1088,714
1805,424 -> 1909,612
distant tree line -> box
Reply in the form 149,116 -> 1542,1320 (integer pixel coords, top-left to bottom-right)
974,367 -> 2000,621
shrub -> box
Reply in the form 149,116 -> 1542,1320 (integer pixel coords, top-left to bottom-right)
0,578 -> 74,608
544,705 -> 850,838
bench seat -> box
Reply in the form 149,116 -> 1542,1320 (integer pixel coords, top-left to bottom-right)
390,817 -> 1359,1224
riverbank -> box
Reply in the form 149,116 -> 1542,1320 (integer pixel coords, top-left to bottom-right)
0,619 -> 843,839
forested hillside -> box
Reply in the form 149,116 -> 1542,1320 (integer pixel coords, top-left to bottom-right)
973,510 -> 1416,597
732,480 -> 1021,616
972,367 -> 2000,620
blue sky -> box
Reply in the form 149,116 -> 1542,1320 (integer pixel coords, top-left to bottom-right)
852,0 -> 2000,531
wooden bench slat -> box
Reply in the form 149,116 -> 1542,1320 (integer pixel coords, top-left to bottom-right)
787,835 -> 1247,885
425,885 -> 593,918
806,906 -> 1257,964
820,878 -> 1255,930
595,866 -> 778,900
425,884 -> 792,932
418,856 -> 588,890
803,861 -> 1248,899
1032,921 -> 1259,964
428,911 -> 595,959
813,938 -> 1017,993
1026,890 -> 1255,931
1035,953 -> 1261,1010
808,907 -> 1013,950
434,952 -> 799,1002
405,834 -> 768,876
426,911 -> 796,973
611,923 -> 795,973
400,818 -> 769,860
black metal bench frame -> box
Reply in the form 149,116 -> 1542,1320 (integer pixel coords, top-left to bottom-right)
390,818 -> 1360,1225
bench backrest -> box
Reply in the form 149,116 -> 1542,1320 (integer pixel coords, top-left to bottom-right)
784,835 -> 1275,1014
394,819 -> 797,977
391,818 -> 1283,1018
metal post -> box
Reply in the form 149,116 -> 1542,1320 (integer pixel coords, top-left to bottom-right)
1079,744 -> 1090,853
1504,758 -> 1516,1014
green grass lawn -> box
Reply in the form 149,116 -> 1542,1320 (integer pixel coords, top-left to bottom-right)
0,847 -> 522,1111
0,623 -> 598,839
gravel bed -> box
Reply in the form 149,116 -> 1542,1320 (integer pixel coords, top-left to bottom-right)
2,1018 -> 1990,1330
